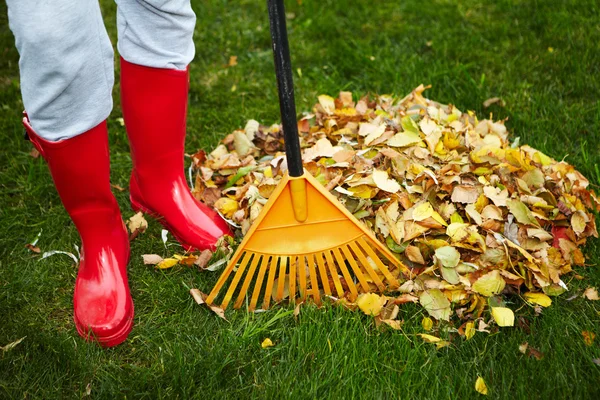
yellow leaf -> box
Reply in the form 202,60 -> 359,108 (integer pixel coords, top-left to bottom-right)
382,320 -> 402,330
387,131 -> 423,147
356,293 -> 386,316
214,197 -> 239,218
127,211 -> 148,234
584,287 -> 599,301
472,270 -> 506,297
318,95 -> 335,114
419,289 -> 451,321
261,338 -> 274,349
422,317 -> 433,331
157,258 -> 179,269
413,202 -> 434,221
524,292 -> 552,307
475,376 -> 488,395
582,331 -> 596,346
491,307 -> 514,327
571,211 -> 587,236
465,321 -> 475,340
372,169 -> 400,193
418,333 -> 441,343
418,334 -> 450,349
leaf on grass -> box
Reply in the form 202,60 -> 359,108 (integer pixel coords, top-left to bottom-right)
194,250 -> 213,270
127,212 -> 148,238
142,254 -> 164,265
422,317 -> 433,331
524,292 -> 552,307
156,258 -> 179,269
40,250 -> 78,264
491,307 -> 514,327
261,338 -> 274,349
583,287 -> 599,301
356,293 -> 386,316
465,321 -> 475,340
475,376 -> 488,395
418,334 -> 451,349
190,289 -> 227,320
1,336 -> 26,352
582,331 -> 596,346
420,289 -> 451,321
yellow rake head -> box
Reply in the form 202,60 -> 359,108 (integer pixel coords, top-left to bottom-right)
205,0 -> 409,311
206,171 -> 408,311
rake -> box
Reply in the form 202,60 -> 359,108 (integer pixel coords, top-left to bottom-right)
206,0 -> 407,311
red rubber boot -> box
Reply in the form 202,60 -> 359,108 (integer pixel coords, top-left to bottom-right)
120,58 -> 232,251
24,117 -> 133,347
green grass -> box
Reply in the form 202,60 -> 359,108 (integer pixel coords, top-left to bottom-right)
2,0 -> 600,398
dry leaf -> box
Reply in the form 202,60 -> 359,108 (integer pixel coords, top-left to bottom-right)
491,307 -> 514,327
142,254 -> 163,265
356,293 -> 386,316
475,376 -> 488,395
190,289 -> 227,320
583,287 -> 599,301
524,292 -> 552,307
582,331 -> 596,346
261,338 -> 274,348
127,212 -> 148,239
157,258 -> 179,269
1,336 -> 26,352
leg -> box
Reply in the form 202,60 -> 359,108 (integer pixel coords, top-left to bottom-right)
6,0 -> 114,141
7,0 -> 133,346
117,0 -> 231,250
115,0 -> 196,70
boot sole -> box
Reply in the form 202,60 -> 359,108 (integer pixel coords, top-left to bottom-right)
74,299 -> 134,348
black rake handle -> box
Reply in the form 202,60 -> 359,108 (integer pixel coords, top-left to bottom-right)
268,0 -> 303,177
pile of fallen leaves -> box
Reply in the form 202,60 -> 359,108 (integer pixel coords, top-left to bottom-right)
187,85 -> 598,339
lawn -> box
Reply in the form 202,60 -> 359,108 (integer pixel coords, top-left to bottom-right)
1,0 -> 600,398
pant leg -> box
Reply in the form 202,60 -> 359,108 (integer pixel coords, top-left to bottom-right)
115,0 -> 196,70
6,0 -> 114,142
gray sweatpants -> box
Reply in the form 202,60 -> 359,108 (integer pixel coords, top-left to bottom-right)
6,0 -> 196,141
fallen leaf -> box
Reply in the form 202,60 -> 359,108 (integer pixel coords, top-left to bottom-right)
583,287 -> 599,301
435,246 -> 460,268
156,258 -> 179,269
142,254 -> 163,265
422,317 -> 433,331
318,95 -> 335,114
475,376 -> 488,395
420,289 -> 451,321
524,292 -> 552,307
190,289 -> 227,320
25,243 -> 41,253
483,97 -> 503,108
127,212 -> 148,239
228,55 -> 238,67
356,293 -> 386,316
582,331 -> 596,346
373,169 -> 400,193
472,270 -> 506,297
491,307 -> 514,327
465,321 -> 475,340
261,338 -> 274,348
194,250 -> 213,269
0,336 -> 26,352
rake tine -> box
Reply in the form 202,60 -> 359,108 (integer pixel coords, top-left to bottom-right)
206,250 -> 245,305
315,252 -> 332,296
289,256 -> 297,304
349,240 -> 385,291
341,244 -> 370,292
324,250 -> 345,298
249,255 -> 271,312
331,248 -> 358,299
263,256 -> 279,309
234,253 -> 263,309
357,237 -> 400,287
298,256 -> 307,302
275,256 -> 287,302
307,254 -> 321,305
221,251 -> 253,310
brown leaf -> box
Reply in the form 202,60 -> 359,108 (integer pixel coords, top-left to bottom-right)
25,243 -> 41,253
190,289 -> 227,321
194,250 -> 213,270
